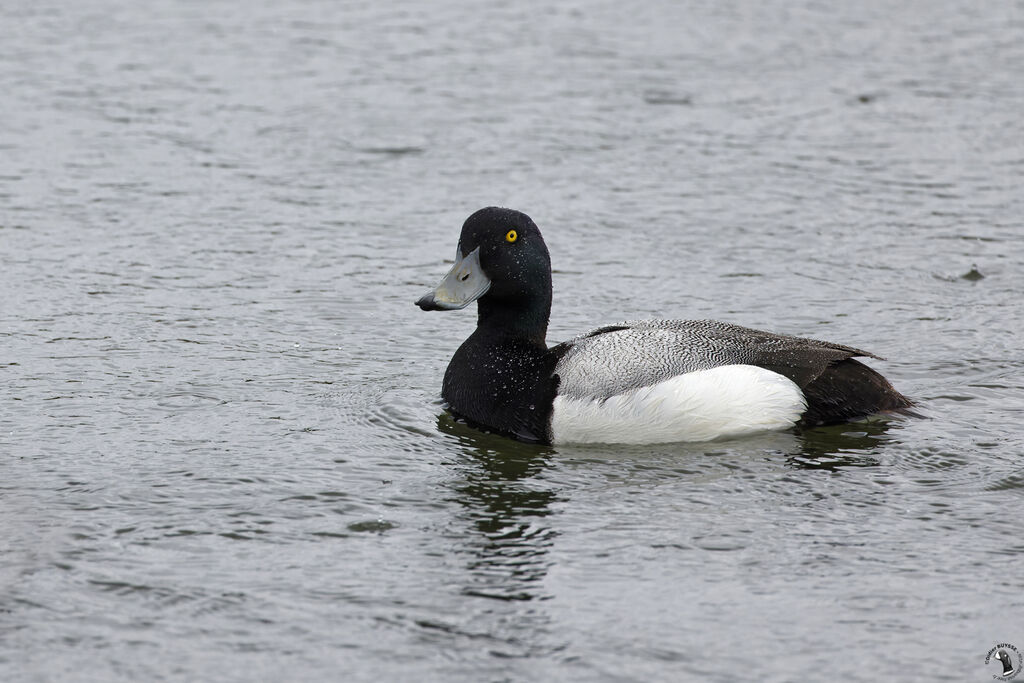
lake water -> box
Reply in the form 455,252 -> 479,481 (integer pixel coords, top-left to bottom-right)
3,1 -> 1023,681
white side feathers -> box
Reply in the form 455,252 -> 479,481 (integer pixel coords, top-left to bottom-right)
550,364 -> 806,444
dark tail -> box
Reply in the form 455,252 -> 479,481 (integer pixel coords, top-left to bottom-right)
798,358 -> 918,427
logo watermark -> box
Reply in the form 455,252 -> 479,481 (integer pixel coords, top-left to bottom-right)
985,643 -> 1022,680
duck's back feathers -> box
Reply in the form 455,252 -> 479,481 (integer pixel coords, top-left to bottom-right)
552,319 -> 913,431
552,320 -> 870,398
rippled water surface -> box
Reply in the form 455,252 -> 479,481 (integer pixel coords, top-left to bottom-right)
3,1 -> 1024,681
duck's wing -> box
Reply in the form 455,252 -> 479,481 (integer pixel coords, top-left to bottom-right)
551,319 -> 879,401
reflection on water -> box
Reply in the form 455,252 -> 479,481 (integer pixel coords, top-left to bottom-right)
434,407 -> 908,611
790,418 -> 905,470
439,415 -> 560,603
440,405 -> 905,473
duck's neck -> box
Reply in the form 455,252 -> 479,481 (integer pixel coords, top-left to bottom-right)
475,294 -> 551,348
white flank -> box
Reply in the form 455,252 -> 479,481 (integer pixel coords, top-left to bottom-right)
550,364 -> 807,444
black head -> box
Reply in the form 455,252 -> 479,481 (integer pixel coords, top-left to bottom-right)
417,207 -> 553,342
456,207 -> 550,305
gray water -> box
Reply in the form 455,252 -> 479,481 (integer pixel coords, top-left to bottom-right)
3,1 -> 1024,681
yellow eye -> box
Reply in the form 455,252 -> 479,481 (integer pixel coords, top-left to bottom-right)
505,229 -> 518,243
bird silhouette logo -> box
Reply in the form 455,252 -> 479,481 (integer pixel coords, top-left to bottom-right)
998,651 -> 1017,676
986,644 -> 1022,680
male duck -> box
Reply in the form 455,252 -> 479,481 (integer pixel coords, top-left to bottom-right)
416,207 -> 914,445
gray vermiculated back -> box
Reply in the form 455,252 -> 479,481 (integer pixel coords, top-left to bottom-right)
552,320 -> 878,400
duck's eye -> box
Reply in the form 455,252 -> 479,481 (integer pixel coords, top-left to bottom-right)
505,229 -> 518,243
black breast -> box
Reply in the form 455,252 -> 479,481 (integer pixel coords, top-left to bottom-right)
442,333 -> 560,444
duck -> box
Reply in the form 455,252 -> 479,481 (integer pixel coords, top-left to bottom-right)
416,207 -> 915,445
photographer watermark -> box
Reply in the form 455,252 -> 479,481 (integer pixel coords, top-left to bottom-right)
985,643 -> 1022,680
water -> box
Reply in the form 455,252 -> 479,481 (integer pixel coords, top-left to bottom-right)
3,0 -> 1023,681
